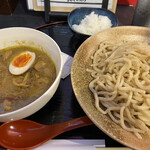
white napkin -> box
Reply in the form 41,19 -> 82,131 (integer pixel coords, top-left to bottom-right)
61,52 -> 73,79
33,139 -> 105,150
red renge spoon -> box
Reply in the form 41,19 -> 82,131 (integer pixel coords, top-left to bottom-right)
0,116 -> 93,150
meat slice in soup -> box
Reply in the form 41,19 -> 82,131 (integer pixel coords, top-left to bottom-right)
3,99 -> 12,112
34,61 -> 46,72
0,46 -> 56,114
3,50 -> 12,60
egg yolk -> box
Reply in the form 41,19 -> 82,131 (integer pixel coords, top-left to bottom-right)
13,53 -> 32,67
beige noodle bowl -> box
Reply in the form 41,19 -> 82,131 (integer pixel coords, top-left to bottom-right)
71,26 -> 150,150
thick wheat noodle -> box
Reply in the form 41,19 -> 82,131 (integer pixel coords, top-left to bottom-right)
87,41 -> 150,139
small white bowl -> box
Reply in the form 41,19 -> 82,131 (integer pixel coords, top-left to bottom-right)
0,27 -> 63,122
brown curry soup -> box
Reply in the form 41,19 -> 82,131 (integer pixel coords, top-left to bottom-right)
0,46 -> 56,114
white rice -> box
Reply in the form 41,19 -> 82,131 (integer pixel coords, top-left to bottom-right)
72,11 -> 112,35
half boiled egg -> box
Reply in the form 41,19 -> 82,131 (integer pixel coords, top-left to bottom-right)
9,51 -> 36,75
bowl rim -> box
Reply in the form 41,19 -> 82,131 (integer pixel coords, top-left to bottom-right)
68,7 -> 118,36
0,27 -> 63,119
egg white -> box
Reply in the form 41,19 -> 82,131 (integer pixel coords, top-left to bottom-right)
9,51 -> 36,75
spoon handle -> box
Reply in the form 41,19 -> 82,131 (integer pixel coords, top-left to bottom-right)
55,116 -> 93,133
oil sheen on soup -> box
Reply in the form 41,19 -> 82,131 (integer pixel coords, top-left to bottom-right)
0,46 -> 56,114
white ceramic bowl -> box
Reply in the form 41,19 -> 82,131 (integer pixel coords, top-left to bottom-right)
0,27 -> 63,122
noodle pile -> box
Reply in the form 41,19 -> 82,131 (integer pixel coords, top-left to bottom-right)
87,41 -> 150,139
